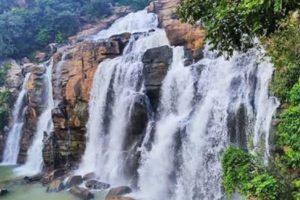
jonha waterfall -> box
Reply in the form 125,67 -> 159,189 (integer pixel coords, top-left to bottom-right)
0,5 -> 279,200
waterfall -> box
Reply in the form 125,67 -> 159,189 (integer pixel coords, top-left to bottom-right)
137,49 -> 278,200
92,10 -> 158,40
77,10 -> 169,185
78,10 -> 278,200
15,60 -> 54,175
1,73 -> 31,165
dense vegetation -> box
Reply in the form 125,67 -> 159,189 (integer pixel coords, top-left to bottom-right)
178,0 -> 300,57
178,1 -> 300,199
0,62 -> 13,131
222,147 -> 279,200
0,0 -> 151,59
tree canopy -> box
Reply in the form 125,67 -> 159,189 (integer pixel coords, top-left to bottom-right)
0,0 -> 151,59
177,0 -> 300,56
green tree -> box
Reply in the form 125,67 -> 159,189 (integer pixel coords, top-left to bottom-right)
177,0 -> 300,56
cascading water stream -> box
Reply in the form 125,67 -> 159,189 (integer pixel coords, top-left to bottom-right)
78,11 -> 169,185
1,73 -> 31,165
15,60 -> 54,175
77,9 -> 278,200
137,49 -> 278,200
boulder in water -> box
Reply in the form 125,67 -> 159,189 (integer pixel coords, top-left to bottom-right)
106,186 -> 132,198
24,173 -> 43,183
142,45 -> 173,109
46,179 -> 65,192
85,180 -> 110,190
65,175 -> 83,188
0,188 -> 8,196
83,172 -> 96,181
69,186 -> 94,200
106,197 -> 135,200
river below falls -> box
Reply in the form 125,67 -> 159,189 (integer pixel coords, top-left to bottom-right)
0,166 -> 105,200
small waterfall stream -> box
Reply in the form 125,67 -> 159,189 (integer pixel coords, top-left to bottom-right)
1,73 -> 31,165
15,60 -> 54,175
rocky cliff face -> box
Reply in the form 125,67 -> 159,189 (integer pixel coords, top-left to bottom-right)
43,33 -> 132,171
41,0 -> 204,174
0,60 -> 23,161
149,0 -> 205,60
0,0 -> 204,177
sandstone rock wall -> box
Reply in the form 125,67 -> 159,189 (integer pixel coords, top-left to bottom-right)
43,33 -> 131,171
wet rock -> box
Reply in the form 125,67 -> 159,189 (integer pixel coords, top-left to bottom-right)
46,179 -> 65,192
65,175 -> 83,188
123,94 -> 149,181
83,172 -> 96,181
69,186 -> 94,200
24,173 -> 43,183
106,186 -> 132,198
193,48 -> 204,62
85,180 -> 110,190
142,45 -> 173,109
106,197 -> 135,200
41,168 -> 67,184
0,188 -> 8,196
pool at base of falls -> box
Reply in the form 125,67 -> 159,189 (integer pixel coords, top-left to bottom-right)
0,166 -> 106,200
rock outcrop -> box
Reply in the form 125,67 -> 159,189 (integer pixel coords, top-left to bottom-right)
69,186 -> 94,200
142,45 -> 173,109
149,0 -> 205,60
18,64 -> 48,163
42,33 -> 131,171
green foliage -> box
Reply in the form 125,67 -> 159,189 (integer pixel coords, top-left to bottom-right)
289,79 -> 300,105
0,0 -> 152,58
177,0 -> 300,56
114,0 -> 151,9
0,62 -> 11,86
265,17 -> 300,101
0,89 -> 13,131
277,106 -> 300,169
222,147 -> 279,200
292,179 -> 300,199
86,0 -> 112,18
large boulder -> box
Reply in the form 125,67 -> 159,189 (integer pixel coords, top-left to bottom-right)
46,179 -> 65,193
142,45 -> 173,109
85,180 -> 110,190
65,175 -> 83,188
106,197 -> 135,200
24,174 -> 43,183
69,186 -> 94,200
152,0 -> 205,59
83,172 -> 96,181
0,188 -> 8,196
106,186 -> 132,198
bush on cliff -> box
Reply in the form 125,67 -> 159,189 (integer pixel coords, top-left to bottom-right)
222,147 -> 279,200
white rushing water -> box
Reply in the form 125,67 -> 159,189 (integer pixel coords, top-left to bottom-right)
78,10 -> 169,185
92,10 -> 158,40
78,10 -> 278,200
137,48 -> 278,200
2,73 -> 31,165
15,60 -> 54,175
